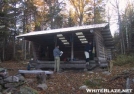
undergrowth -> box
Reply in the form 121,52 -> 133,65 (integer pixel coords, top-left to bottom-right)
113,54 -> 134,66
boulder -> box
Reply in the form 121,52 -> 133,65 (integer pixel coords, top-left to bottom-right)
4,76 -> 19,83
37,83 -> 48,90
3,88 -> 18,94
0,68 -> 8,78
102,71 -> 111,75
132,79 -> 134,82
26,79 -> 35,84
16,74 -> 25,81
79,85 -> 88,90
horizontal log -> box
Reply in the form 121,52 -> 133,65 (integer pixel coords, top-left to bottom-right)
18,70 -> 53,74
103,38 -> 113,41
105,45 -> 114,48
102,32 -> 111,35
101,29 -> 110,32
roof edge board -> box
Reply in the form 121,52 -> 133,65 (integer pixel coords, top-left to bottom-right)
16,23 -> 109,38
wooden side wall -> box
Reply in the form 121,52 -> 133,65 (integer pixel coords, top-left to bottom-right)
106,48 -> 112,59
94,30 -> 112,60
94,30 -> 105,58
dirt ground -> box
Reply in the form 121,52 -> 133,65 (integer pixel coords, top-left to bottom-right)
0,61 -> 134,94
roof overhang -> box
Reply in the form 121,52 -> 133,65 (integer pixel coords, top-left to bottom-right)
16,23 -> 114,48
17,23 -> 108,38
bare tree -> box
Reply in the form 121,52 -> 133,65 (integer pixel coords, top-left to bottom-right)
109,0 -> 125,54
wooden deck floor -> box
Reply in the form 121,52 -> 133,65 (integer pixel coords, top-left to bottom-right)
29,60 -> 98,70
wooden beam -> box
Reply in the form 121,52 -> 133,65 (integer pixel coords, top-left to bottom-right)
101,29 -> 110,32
103,37 -> 113,41
103,35 -> 112,38
71,34 -> 74,61
104,40 -> 114,43
102,32 -> 111,35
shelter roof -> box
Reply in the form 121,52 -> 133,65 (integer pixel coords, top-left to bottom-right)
17,23 -> 108,38
16,23 -> 114,48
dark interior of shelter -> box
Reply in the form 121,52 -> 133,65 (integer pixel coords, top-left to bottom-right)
25,30 -> 97,61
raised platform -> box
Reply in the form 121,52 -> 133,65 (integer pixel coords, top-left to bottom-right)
29,60 -> 98,70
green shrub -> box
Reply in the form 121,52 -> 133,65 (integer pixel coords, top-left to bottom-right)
113,54 -> 134,66
84,79 -> 103,88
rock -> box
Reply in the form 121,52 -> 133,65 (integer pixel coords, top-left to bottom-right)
20,86 -> 38,94
72,87 -> 75,91
16,74 -> 25,81
102,71 -> 111,75
49,87 -> 54,91
67,84 -> 71,87
0,79 -> 4,84
37,83 -> 48,90
49,82 -> 54,84
84,68 -> 88,71
132,79 -> 134,82
26,79 -> 34,84
4,76 -> 19,82
82,74 -> 85,76
36,73 -> 46,84
88,71 -> 94,73
0,68 -> 9,78
3,88 -> 18,94
79,85 -> 88,90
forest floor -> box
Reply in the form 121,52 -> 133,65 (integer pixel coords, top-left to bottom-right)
0,61 -> 134,94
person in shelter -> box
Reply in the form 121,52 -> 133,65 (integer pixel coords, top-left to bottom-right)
84,41 -> 93,66
53,45 -> 61,72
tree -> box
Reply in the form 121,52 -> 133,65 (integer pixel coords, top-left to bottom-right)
121,2 -> 134,53
68,0 -> 105,26
0,0 -> 11,61
109,0 -> 125,54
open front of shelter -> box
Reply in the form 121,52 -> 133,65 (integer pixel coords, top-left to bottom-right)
17,23 -> 114,69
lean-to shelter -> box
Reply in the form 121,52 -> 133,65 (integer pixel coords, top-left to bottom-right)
17,23 -> 114,69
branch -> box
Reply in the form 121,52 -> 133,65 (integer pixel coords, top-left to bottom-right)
69,0 -> 80,18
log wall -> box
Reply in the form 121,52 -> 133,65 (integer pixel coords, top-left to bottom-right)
94,30 -> 112,61
94,30 -> 105,58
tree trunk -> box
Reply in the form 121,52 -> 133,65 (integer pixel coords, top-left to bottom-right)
117,1 -> 124,54
2,38 -> 5,61
13,36 -> 16,60
13,1 -> 17,60
24,40 -> 27,60
126,26 -> 129,50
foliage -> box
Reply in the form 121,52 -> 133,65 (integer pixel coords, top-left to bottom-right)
0,0 -> 108,61
69,0 -> 105,26
20,86 -> 38,94
116,1 -> 134,54
113,54 -> 134,66
84,78 -> 103,88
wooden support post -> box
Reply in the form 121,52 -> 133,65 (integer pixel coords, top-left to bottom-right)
55,35 -> 57,47
32,42 -> 37,60
24,40 -> 27,60
95,33 -> 99,57
71,34 -> 74,61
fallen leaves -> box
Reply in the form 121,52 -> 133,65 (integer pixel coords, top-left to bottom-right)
0,61 -> 134,94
